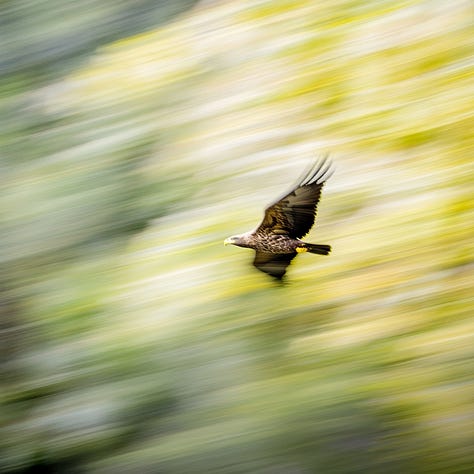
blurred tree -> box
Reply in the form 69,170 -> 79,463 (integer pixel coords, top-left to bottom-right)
1,1 -> 472,473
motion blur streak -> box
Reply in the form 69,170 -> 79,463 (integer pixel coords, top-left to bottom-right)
1,1 -> 473,473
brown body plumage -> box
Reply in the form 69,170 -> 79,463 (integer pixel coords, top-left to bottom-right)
224,157 -> 333,279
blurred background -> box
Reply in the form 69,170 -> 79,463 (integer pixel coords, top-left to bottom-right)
1,1 -> 473,473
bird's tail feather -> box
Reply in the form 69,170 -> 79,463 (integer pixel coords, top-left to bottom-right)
305,243 -> 331,255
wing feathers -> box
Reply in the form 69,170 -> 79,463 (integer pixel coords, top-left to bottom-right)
301,155 -> 333,186
253,251 -> 297,279
256,157 -> 332,239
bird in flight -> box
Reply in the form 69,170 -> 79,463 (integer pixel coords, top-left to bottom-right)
224,157 -> 333,279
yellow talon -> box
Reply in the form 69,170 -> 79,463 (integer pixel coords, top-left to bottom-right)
296,247 -> 308,253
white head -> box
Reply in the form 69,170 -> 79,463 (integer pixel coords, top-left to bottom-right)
224,233 -> 252,248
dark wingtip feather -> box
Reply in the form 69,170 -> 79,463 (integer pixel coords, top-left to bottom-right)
300,155 -> 333,186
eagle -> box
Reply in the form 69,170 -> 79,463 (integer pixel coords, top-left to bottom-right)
224,157 -> 333,279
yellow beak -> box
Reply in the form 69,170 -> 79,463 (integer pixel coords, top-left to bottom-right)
224,238 -> 232,246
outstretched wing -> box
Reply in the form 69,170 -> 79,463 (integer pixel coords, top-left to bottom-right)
253,251 -> 297,279
256,157 -> 333,239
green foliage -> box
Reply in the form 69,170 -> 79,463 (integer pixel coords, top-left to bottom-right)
1,1 -> 472,473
